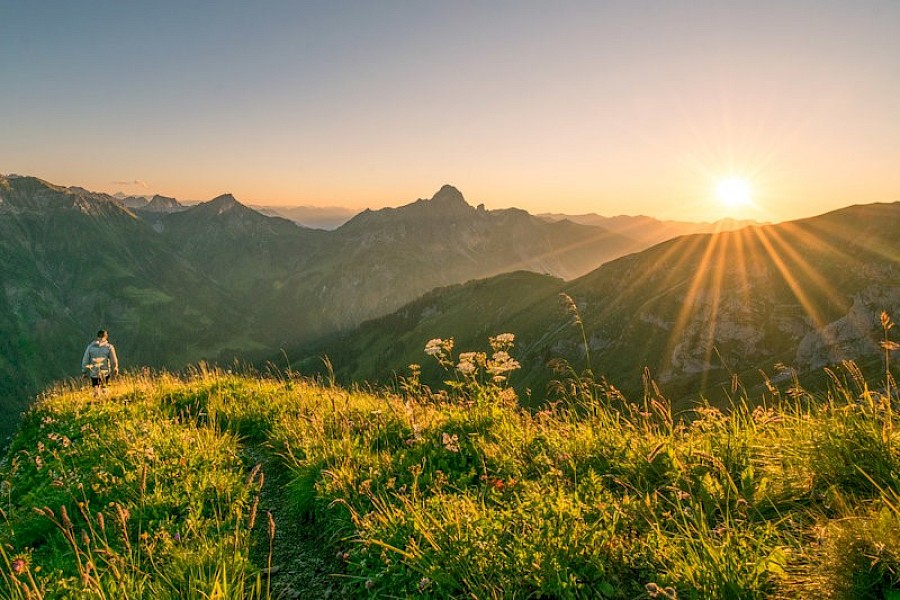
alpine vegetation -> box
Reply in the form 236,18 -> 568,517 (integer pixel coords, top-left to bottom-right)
2,325 -> 900,598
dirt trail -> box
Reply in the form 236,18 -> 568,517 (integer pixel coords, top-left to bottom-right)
246,449 -> 350,599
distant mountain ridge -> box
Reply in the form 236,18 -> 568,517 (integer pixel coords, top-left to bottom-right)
8,172 -> 889,440
538,212 -> 765,247
253,204 -> 359,230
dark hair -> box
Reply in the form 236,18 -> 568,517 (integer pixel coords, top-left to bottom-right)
97,329 -> 108,338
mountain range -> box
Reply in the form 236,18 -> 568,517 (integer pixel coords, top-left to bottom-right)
0,174 -> 684,438
538,212 -> 763,247
293,202 -> 900,409
121,192 -> 359,229
4,172 -> 897,440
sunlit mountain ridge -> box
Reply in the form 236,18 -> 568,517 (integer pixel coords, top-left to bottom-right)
538,212 -> 766,247
3,172 -> 898,437
293,201 -> 900,409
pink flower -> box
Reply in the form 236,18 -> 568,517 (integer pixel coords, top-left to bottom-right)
11,558 -> 25,574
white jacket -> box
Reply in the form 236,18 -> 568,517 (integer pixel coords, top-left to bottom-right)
82,340 -> 119,377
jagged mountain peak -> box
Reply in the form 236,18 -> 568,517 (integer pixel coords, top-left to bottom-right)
164,191 -> 303,239
339,185 -> 475,230
416,185 -> 472,214
143,194 -> 183,213
208,193 -> 241,209
429,184 -> 467,206
0,175 -> 132,218
184,193 -> 261,219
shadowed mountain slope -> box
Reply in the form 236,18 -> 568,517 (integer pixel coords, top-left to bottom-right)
147,184 -> 646,345
0,176 -> 245,437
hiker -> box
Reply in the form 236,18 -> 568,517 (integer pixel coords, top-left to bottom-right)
81,329 -> 119,393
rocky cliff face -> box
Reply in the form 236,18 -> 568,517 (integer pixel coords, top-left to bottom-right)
142,194 -> 183,213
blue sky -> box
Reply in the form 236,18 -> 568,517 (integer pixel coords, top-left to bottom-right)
3,1 -> 900,221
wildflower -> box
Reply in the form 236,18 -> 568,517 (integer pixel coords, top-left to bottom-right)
646,582 -> 661,597
487,351 -> 520,375
498,387 -> 518,406
491,350 -> 511,364
11,558 -> 25,575
424,338 -> 449,357
173,532 -> 181,542
489,333 -> 516,351
442,432 -> 460,453
418,577 -> 432,591
365,579 -> 375,590
456,360 -> 477,376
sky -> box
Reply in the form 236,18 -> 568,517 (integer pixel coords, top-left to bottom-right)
2,1 -> 899,223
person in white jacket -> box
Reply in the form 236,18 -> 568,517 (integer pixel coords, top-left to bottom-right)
82,329 -> 119,392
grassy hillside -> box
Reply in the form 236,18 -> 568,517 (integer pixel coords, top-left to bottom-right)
4,331 -> 900,598
0,179 -> 246,441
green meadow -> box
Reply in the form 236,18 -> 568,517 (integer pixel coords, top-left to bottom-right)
3,331 -> 900,598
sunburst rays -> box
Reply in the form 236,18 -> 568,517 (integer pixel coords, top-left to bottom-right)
582,215 -> 883,387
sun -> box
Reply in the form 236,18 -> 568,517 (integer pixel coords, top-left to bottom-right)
715,177 -> 752,208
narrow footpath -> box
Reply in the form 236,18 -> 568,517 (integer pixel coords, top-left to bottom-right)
245,449 -> 351,599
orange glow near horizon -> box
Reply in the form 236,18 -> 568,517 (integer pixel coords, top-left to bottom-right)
4,4 -> 900,224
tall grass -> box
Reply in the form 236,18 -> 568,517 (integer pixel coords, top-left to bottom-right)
2,327 -> 900,598
0,371 -> 273,599
268,332 -> 900,598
